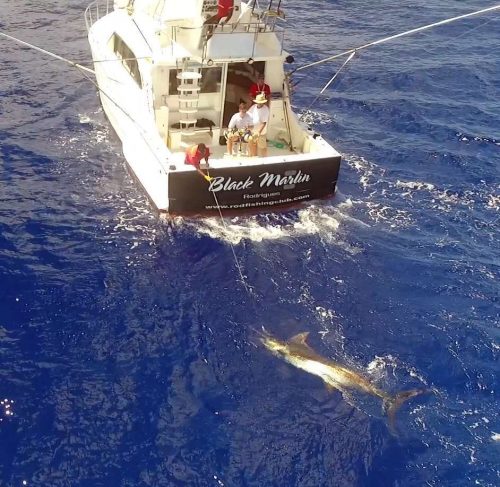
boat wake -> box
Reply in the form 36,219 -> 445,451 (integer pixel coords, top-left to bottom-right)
175,199 -> 364,251
344,153 -> 499,218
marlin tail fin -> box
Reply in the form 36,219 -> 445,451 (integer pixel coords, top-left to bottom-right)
383,389 -> 428,434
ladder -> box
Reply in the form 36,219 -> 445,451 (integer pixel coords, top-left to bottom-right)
177,58 -> 202,148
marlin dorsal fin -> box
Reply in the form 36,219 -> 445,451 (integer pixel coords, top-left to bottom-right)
289,332 -> 310,345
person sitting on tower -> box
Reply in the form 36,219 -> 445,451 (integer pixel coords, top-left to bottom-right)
204,0 -> 236,41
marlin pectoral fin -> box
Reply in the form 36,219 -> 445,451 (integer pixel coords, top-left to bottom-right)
289,332 -> 310,345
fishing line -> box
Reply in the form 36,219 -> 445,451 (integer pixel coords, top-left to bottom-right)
209,188 -> 254,296
452,16 -> 500,40
0,30 -> 151,71
291,3 -> 500,121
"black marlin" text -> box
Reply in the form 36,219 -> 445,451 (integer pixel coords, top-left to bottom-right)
208,171 -> 311,192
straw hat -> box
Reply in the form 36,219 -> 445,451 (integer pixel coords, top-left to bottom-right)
253,93 -> 268,104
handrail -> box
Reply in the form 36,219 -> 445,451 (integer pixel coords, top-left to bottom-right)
172,21 -> 285,59
84,0 -> 114,32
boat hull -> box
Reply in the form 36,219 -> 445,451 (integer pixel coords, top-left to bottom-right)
167,156 -> 341,215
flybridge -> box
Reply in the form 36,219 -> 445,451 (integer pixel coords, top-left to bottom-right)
86,0 -> 286,61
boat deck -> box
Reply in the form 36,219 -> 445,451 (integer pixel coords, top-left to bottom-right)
168,142 -> 297,171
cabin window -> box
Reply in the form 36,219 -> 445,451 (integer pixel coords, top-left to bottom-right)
168,66 -> 222,95
112,34 -> 142,88
200,67 -> 222,93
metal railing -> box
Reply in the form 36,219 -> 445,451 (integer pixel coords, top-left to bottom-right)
171,21 -> 285,60
84,0 -> 114,32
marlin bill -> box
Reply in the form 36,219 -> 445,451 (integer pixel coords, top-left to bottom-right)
260,330 -> 427,431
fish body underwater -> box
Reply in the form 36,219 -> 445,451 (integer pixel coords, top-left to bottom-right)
260,331 -> 427,431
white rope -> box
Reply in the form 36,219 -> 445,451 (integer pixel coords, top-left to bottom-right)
0,31 -> 95,74
299,50 -> 355,120
295,4 -> 500,72
319,51 -> 356,95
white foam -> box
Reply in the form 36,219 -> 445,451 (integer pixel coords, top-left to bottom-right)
297,109 -> 333,126
179,201 -> 361,248
0,398 -> 15,422
315,306 -> 338,321
486,194 -> 499,210
395,180 -> 435,191
345,153 -> 496,221
366,354 -> 429,386
344,153 -> 381,190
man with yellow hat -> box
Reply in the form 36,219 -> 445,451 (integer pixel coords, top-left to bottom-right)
247,93 -> 270,157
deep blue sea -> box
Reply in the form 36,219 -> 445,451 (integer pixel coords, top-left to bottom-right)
1,1 -> 499,485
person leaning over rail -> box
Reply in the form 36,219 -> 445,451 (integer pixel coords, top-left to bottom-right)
225,102 -> 253,156
184,143 -> 212,181
247,93 -> 270,157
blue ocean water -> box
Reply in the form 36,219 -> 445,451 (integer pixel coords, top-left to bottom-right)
1,0 -> 499,485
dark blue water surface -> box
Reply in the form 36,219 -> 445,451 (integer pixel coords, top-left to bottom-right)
1,1 -> 499,485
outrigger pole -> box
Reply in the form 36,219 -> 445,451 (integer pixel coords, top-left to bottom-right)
0,31 -> 95,74
0,30 -> 173,177
294,3 -> 500,73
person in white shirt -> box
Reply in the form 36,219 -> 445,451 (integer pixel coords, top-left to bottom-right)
226,102 -> 254,155
247,93 -> 270,157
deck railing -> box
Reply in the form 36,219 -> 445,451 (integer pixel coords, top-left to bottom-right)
84,0 -> 114,32
171,20 -> 285,60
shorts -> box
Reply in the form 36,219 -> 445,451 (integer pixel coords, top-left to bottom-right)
254,134 -> 267,149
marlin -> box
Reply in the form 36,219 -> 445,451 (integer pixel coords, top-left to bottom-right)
260,330 -> 427,432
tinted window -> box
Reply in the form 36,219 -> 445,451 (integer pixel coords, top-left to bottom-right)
200,67 -> 222,93
112,34 -> 142,88
168,66 -> 222,95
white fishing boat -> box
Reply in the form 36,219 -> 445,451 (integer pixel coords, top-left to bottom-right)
84,0 -> 341,215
